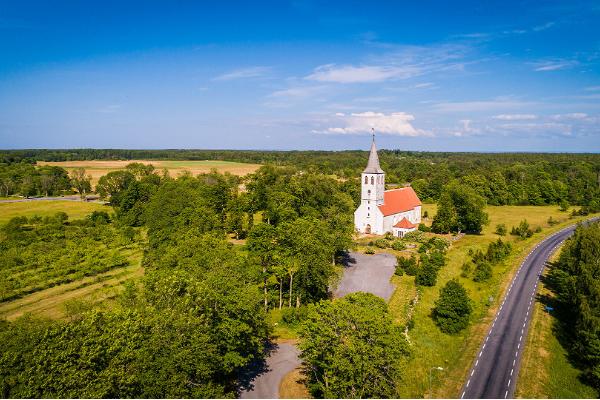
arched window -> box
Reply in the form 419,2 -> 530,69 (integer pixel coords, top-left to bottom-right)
371,176 -> 374,185
364,176 -> 368,184
368,190 -> 371,196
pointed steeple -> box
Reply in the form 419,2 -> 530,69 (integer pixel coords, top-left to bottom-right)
363,129 -> 384,173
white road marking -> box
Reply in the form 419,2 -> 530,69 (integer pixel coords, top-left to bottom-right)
519,335 -> 522,342
505,390 -> 509,398
461,391 -> 465,399
475,359 -> 479,367
510,368 -> 514,376
471,370 -> 474,377
466,379 -> 470,387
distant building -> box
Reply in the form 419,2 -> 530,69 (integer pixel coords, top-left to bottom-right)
354,135 -> 421,237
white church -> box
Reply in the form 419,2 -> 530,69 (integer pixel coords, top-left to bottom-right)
354,135 -> 422,237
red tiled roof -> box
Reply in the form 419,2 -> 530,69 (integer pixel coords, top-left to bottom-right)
393,217 -> 416,229
377,187 -> 421,216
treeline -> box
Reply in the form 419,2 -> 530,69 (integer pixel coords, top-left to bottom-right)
2,148 -> 599,207
548,222 -> 600,390
0,163 -> 71,197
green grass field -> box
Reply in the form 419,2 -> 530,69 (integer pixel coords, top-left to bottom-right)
516,247 -> 598,398
0,200 -> 109,225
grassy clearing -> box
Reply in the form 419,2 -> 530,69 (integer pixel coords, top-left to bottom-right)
0,200 -> 108,225
0,248 -> 143,321
38,159 -> 261,185
515,247 -> 598,399
279,368 -> 311,399
389,205 -> 598,398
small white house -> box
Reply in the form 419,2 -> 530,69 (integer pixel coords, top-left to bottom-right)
354,136 -> 422,237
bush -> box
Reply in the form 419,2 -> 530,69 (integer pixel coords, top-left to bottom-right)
534,226 -> 542,233
281,306 -> 309,325
89,211 -> 111,224
374,238 -> 389,249
384,232 -> 394,240
403,230 -> 425,242
460,262 -> 472,278
418,223 -> 431,232
472,261 -> 492,282
397,255 -> 418,276
547,216 -> 557,226
486,238 -> 512,263
415,263 -> 438,286
391,240 -> 406,251
433,279 -> 472,334
559,199 -> 569,212
511,219 -> 533,239
365,247 -> 375,255
394,265 -> 404,276
494,223 -> 507,236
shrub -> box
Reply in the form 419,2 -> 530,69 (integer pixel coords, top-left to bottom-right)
365,247 -> 375,255
486,238 -> 512,263
559,199 -> 569,212
403,230 -> 425,242
511,219 -> 533,239
534,226 -> 542,233
281,306 -> 309,325
374,238 -> 389,249
460,262 -> 472,278
472,261 -> 492,282
394,265 -> 404,276
398,255 -> 418,276
433,279 -> 472,334
384,232 -> 394,241
494,223 -> 507,236
89,211 -> 111,224
547,216 -> 557,226
418,223 -> 431,232
415,263 -> 438,286
391,240 -> 406,251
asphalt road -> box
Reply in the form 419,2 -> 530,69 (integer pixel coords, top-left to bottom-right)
461,219 -> 598,399
334,252 -> 396,301
239,342 -> 301,399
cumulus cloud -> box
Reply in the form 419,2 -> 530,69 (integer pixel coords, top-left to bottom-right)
493,114 -> 537,120
315,111 -> 429,136
306,64 -> 421,83
213,66 -> 272,81
551,113 -> 589,120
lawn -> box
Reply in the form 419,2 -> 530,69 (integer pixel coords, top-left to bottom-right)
0,200 -> 109,225
38,159 -> 261,185
515,246 -> 598,399
388,204 -> 599,398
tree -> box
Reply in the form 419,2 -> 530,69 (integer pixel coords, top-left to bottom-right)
247,223 -> 279,311
432,279 -> 472,334
548,222 -> 600,389
70,168 -> 92,199
432,182 -> 489,234
300,293 -> 410,398
495,223 -> 507,236
96,170 -> 135,203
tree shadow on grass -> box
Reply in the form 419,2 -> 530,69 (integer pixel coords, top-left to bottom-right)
236,340 -> 278,394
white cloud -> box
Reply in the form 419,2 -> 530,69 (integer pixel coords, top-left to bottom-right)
213,66 -> 272,81
432,99 -> 533,113
493,114 -> 537,120
551,113 -> 589,120
306,64 -> 421,83
268,85 -> 327,99
532,60 -> 578,71
315,111 -> 429,136
584,86 -> 600,91
532,22 -> 556,32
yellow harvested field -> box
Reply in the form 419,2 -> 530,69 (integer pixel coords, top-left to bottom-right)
38,159 -> 261,185
0,200 -> 109,225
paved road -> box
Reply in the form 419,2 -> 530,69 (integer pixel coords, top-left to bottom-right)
239,342 -> 301,399
0,195 -> 102,204
461,219 -> 599,399
334,252 -> 396,300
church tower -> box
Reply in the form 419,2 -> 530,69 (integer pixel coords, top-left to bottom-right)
361,132 -> 385,206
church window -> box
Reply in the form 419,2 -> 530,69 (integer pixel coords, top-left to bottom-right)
368,190 -> 371,195
364,176 -> 368,184
371,176 -> 374,185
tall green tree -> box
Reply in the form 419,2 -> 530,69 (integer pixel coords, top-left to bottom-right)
300,293 -> 410,398
432,181 -> 489,234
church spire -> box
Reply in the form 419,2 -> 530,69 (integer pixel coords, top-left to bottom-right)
363,128 -> 384,173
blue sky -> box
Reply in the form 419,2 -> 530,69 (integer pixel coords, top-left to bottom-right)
0,0 -> 599,151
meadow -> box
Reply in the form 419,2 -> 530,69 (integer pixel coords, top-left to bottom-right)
0,200 -> 108,225
38,159 -> 261,185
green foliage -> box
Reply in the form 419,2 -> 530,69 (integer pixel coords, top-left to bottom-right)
374,238 -> 389,249
403,230 -> 425,242
299,293 -> 410,398
511,219 -> 533,239
495,223 -> 507,235
432,279 -> 472,334
365,247 -> 375,255
281,306 -> 309,326
397,255 -> 418,276
432,182 -> 489,234
559,199 -> 570,211
548,223 -> 600,390
415,263 -> 438,286
472,261 -> 492,282
69,168 -> 92,199
391,240 -> 406,251
0,214 -> 133,302
418,223 -> 431,232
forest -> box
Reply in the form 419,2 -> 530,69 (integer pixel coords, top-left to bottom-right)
1,149 -> 600,208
